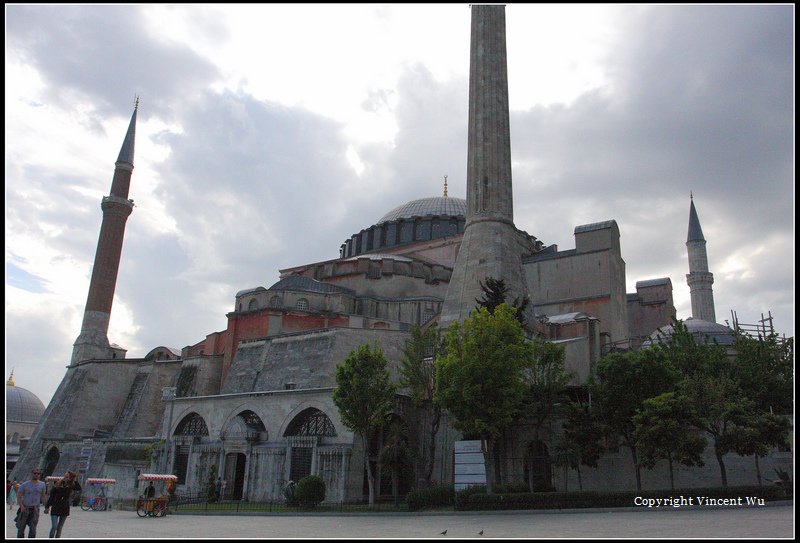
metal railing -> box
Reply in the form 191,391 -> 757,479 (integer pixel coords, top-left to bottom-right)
171,492 -> 413,514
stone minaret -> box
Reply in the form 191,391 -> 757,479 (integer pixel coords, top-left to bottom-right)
71,101 -> 138,364
439,5 -> 535,325
686,195 -> 716,322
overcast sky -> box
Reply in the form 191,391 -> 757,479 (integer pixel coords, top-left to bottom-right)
6,4 -> 794,406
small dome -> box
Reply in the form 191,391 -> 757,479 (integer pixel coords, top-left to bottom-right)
6,382 -> 46,423
378,197 -> 466,224
644,317 -> 735,347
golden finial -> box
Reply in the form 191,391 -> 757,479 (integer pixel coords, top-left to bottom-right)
7,369 -> 15,386
443,175 -> 448,198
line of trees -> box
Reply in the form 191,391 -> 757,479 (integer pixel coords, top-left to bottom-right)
334,277 -> 792,500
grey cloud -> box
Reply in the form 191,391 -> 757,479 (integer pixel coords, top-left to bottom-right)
6,5 -> 220,122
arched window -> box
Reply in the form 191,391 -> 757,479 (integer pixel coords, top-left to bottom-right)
222,410 -> 267,442
174,412 -> 209,437
248,299 -> 258,311
296,298 -> 309,311
284,408 -> 336,437
269,296 -> 282,308
284,408 -> 336,483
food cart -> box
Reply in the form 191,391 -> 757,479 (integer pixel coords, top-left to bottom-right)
136,474 -> 177,517
80,478 -> 116,511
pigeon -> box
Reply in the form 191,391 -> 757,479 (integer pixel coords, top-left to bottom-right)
440,530 -> 447,536
478,530 -> 484,536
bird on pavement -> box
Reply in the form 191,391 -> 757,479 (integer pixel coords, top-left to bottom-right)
478,530 -> 484,536
440,530 -> 447,536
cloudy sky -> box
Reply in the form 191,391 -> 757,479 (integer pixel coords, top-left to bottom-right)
6,4 -> 794,406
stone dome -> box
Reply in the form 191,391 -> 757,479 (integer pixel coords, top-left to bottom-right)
6,380 -> 46,423
378,197 -> 466,224
643,317 -> 735,347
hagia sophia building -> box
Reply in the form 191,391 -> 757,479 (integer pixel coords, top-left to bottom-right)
9,5 -> 789,501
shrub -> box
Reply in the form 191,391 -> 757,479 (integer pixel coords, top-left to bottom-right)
294,475 -> 326,507
407,483 -> 455,511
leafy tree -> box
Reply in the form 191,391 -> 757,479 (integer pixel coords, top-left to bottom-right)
206,464 -> 218,503
591,348 -> 679,490
377,418 -> 414,506
398,324 -> 443,487
434,304 -> 533,493
678,372 -> 752,487
475,277 -> 530,327
633,392 -> 706,490
333,343 -> 397,506
555,401 -> 604,491
727,410 -> 791,486
731,333 -> 793,415
523,338 -> 574,442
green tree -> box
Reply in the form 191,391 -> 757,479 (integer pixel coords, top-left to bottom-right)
731,333 -> 793,415
475,277 -> 530,327
333,343 -> 397,506
591,348 -> 678,490
678,373 -> 752,487
727,410 -> 791,486
377,418 -> 414,506
434,304 -> 533,493
633,392 -> 706,490
524,338 -> 574,443
398,324 -> 443,487
206,464 -> 218,503
556,401 -> 604,491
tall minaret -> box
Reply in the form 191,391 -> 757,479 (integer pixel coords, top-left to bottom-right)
686,195 -> 716,322
439,5 -> 535,325
71,101 -> 138,364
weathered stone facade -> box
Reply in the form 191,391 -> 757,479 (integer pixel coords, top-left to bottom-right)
11,6 -> 789,505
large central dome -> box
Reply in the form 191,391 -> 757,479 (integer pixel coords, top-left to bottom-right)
378,197 -> 466,224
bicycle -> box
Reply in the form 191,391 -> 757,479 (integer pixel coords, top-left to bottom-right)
79,496 -> 107,511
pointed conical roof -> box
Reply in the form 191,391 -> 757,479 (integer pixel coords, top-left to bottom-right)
687,198 -> 705,242
116,101 -> 138,165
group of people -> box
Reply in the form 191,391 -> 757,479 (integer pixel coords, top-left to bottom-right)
9,468 -> 82,538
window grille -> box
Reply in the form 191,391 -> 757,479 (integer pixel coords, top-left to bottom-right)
284,408 -> 336,437
174,413 -> 209,436
296,298 -> 309,311
290,447 -> 313,482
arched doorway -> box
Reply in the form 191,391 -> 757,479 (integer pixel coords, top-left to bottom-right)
363,415 -> 413,502
224,452 -> 247,500
43,446 -> 60,478
524,441 -> 553,492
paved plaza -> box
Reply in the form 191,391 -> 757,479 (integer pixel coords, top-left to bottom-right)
5,503 -> 794,539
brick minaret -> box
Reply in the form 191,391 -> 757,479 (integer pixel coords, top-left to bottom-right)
685,195 -> 716,323
440,5 -> 535,325
71,102 -> 138,364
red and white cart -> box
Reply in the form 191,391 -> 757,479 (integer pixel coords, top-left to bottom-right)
136,474 -> 177,517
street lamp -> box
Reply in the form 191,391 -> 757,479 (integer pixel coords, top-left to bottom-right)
161,387 -> 177,473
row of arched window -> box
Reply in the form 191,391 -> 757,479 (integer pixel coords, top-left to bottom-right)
244,297 -> 309,312
172,408 -> 335,439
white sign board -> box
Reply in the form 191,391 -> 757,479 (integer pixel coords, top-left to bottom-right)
454,440 -> 486,490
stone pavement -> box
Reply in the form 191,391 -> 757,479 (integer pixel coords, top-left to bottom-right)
5,503 -> 794,539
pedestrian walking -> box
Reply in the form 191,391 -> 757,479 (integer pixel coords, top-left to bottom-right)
8,480 -> 19,510
15,468 -> 47,538
44,471 -> 81,538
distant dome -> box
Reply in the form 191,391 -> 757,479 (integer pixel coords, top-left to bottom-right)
6,381 -> 46,423
643,317 -> 735,347
378,197 -> 466,224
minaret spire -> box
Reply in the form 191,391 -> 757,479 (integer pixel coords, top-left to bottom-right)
439,5 -> 535,326
71,103 -> 138,364
686,196 -> 716,322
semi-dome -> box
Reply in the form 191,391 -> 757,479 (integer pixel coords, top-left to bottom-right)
643,317 -> 735,347
6,376 -> 46,423
378,197 -> 466,224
